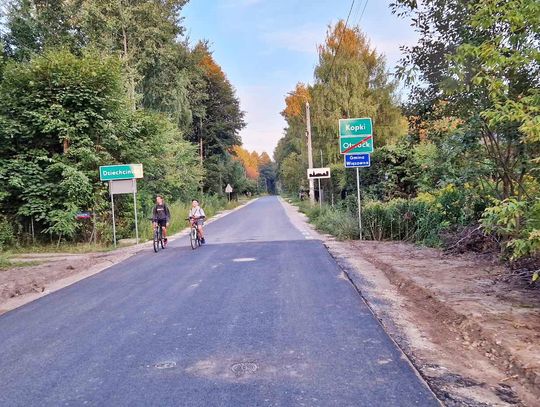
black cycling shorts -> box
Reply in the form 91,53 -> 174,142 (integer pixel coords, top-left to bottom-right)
156,219 -> 168,227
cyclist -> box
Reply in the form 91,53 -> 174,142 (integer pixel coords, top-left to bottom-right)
152,195 -> 171,246
188,199 -> 206,244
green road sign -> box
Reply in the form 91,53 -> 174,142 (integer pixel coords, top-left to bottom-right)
339,118 -> 373,137
340,135 -> 374,154
99,164 -> 143,181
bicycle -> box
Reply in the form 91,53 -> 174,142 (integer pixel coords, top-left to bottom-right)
186,217 -> 205,250
150,218 -> 166,252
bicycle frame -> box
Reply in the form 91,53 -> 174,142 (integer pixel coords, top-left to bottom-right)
153,222 -> 165,252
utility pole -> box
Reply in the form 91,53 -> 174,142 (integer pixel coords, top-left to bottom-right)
199,117 -> 204,194
318,149 -> 323,207
199,117 -> 204,167
306,102 -> 315,205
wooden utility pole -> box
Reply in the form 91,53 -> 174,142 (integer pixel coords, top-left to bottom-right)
306,102 -> 315,205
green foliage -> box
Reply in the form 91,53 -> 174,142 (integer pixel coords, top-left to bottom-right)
311,21 -> 406,164
362,198 -> 446,246
279,153 -> 306,194
302,204 -> 360,240
137,194 -> 242,242
481,198 -> 540,261
0,49 -> 204,245
392,0 -> 540,199
0,50 -> 124,239
0,216 -> 15,251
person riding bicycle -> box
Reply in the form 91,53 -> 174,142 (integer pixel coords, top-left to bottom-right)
152,195 -> 170,246
188,199 -> 206,244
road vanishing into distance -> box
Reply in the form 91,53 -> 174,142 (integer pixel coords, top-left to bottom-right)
0,196 -> 439,406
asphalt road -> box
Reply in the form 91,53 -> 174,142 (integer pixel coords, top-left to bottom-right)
0,196 -> 439,406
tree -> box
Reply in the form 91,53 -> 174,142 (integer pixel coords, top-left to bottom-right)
391,0 -> 540,199
275,22 -> 407,195
311,20 -> 406,164
190,43 -> 245,159
0,49 -> 202,241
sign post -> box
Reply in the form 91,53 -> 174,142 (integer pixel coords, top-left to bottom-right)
307,168 -> 330,207
339,118 -> 374,241
132,180 -> 139,244
356,168 -> 362,240
109,182 -> 117,247
101,164 -> 143,247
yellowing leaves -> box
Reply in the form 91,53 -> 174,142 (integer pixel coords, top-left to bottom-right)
281,83 -> 310,121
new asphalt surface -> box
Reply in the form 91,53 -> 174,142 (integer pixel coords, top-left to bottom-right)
0,196 -> 439,406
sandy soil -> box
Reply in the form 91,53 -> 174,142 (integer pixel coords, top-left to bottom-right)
280,199 -> 539,407
0,245 -> 150,313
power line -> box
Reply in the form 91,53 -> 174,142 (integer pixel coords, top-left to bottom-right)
356,0 -> 369,27
324,0 -> 356,84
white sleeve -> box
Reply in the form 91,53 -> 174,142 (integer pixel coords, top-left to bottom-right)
200,208 -> 206,217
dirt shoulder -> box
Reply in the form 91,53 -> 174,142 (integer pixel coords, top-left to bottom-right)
0,198 -> 258,314
280,198 -> 539,407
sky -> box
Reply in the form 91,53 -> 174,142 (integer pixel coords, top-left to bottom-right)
181,0 -> 417,156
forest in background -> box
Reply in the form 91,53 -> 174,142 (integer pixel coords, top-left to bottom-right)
0,0 -> 276,248
274,1 -> 539,280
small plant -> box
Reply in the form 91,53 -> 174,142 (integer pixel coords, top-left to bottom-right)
0,216 -> 15,251
482,198 -> 540,259
481,198 -> 540,282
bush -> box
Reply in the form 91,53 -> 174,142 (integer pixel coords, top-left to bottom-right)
481,198 -> 540,261
0,216 -> 14,250
362,198 -> 446,246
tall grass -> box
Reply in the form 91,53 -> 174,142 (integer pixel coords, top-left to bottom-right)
293,197 -> 447,246
138,195 -> 245,241
3,195 -> 248,253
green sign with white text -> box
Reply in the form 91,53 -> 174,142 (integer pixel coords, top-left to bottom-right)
99,164 -> 143,181
339,118 -> 373,137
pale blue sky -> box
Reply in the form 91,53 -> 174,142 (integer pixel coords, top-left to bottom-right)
181,0 -> 417,155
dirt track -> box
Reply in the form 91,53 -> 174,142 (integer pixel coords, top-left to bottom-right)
329,240 -> 540,406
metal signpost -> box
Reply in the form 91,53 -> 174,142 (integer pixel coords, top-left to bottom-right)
100,164 -> 143,247
307,167 -> 330,208
339,118 -> 374,241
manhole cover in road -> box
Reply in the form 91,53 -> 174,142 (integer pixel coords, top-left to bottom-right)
155,362 -> 176,370
231,362 -> 258,377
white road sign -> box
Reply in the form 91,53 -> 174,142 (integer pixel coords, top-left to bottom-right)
307,167 -> 331,179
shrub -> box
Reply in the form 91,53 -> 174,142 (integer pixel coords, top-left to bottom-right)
362,198 -> 446,245
481,198 -> 540,261
0,216 -> 14,250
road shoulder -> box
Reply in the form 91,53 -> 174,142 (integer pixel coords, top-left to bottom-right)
279,197 -> 539,407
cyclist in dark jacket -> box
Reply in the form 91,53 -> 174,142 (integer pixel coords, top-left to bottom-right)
152,195 -> 171,245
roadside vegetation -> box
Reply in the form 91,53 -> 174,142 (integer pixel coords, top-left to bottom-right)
0,1 -> 276,252
276,1 -> 540,282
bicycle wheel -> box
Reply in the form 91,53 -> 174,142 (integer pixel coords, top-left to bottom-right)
190,227 -> 197,250
153,229 -> 159,253
159,227 -> 165,249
